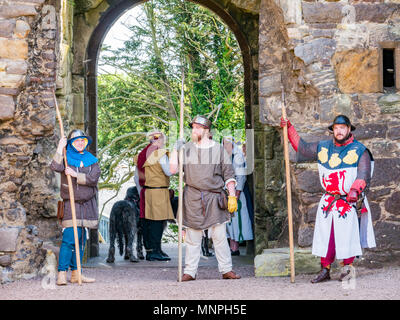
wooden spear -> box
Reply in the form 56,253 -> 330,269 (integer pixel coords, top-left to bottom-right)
281,86 -> 295,283
177,69 -> 185,282
53,90 -> 82,285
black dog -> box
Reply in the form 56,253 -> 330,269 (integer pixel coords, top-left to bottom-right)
106,187 -> 141,263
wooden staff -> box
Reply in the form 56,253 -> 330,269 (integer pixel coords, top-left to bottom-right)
281,86 -> 295,283
53,90 -> 82,285
177,70 -> 185,282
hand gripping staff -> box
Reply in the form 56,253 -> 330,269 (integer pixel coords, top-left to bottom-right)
177,69 -> 185,282
53,90 -> 82,285
281,86 -> 296,283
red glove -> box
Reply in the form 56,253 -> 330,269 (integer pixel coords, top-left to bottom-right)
280,117 -> 300,151
347,179 -> 366,203
280,117 -> 292,128
346,189 -> 359,203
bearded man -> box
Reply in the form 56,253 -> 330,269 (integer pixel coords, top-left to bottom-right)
281,115 -> 376,283
170,115 -> 241,281
137,130 -> 175,261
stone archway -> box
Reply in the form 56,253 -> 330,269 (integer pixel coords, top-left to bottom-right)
83,0 -> 255,156
70,0 -> 263,257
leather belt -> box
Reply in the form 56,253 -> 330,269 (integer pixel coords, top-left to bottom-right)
323,192 -> 351,217
144,186 -> 168,189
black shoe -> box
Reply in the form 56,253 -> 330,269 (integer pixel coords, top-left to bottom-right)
146,252 -> 171,261
160,250 -> 170,258
203,251 -> 214,257
231,250 -> 240,256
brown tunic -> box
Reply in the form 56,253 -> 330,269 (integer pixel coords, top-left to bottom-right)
50,152 -> 100,229
143,148 -> 174,221
182,141 -> 235,230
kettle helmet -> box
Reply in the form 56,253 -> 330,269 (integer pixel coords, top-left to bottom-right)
328,115 -> 356,132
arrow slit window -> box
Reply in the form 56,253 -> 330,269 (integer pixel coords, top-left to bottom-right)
380,43 -> 400,92
383,49 -> 395,88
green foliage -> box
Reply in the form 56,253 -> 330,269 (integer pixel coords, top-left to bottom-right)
97,0 -> 245,194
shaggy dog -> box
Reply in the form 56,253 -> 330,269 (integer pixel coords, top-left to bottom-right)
106,187 -> 141,263
106,187 -> 180,263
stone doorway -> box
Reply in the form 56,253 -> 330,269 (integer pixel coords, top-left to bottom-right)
74,0 -> 260,258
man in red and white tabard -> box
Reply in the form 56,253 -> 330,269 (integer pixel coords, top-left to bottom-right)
281,115 -> 376,283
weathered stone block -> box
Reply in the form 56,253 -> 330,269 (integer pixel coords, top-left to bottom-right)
332,49 -> 380,93
296,169 -> 322,193
0,255 -> 12,267
232,0 -> 260,13
388,125 -> 400,140
259,95 -> 284,126
353,123 -> 388,140
302,2 -> 344,24
355,3 -> 400,23
0,136 -> 26,146
374,221 -> 400,250
259,72 -> 282,97
274,0 -> 302,25
14,20 -> 31,39
0,72 -> 25,88
378,94 -> 400,114
0,39 -> 28,60
0,4 -> 37,19
334,23 -> 369,52
0,95 -> 15,120
4,59 -> 28,75
254,247 -> 321,277
305,64 -> 337,95
294,38 -> 336,66
298,225 -> 314,247
306,204 -> 318,223
0,227 -> 20,252
0,20 -> 16,38
384,191 -> 400,215
370,158 -> 400,187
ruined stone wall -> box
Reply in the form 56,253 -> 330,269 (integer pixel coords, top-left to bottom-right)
0,0 -> 63,283
259,0 -> 400,266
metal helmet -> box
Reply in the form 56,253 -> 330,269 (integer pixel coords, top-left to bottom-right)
67,129 -> 92,145
146,129 -> 164,141
328,115 -> 356,132
189,115 -> 212,129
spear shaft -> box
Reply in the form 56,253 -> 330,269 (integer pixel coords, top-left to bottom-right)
53,90 -> 82,285
281,87 -> 295,283
177,69 -> 185,282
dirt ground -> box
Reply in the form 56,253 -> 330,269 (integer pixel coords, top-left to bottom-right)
1,243 -> 399,302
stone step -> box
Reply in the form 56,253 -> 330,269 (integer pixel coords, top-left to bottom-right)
254,247 -> 321,277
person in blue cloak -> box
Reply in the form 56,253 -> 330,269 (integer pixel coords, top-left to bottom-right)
51,129 -> 101,286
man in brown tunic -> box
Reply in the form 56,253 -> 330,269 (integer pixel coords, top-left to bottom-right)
170,115 -> 240,281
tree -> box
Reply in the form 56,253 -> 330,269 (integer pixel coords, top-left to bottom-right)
97,0 -> 245,218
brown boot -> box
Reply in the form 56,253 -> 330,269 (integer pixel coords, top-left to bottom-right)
70,270 -> 95,283
180,274 -> 196,282
56,271 -> 67,286
311,266 -> 331,284
222,271 -> 241,279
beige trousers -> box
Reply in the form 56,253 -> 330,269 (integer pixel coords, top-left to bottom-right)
183,223 -> 232,278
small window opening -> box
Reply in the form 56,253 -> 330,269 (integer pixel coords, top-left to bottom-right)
383,48 -> 395,88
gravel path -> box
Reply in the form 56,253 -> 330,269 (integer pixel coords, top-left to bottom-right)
1,243 -> 399,301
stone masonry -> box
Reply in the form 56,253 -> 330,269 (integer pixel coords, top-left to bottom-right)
0,0 -> 62,283
258,0 -> 400,267
1,0 -> 400,283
